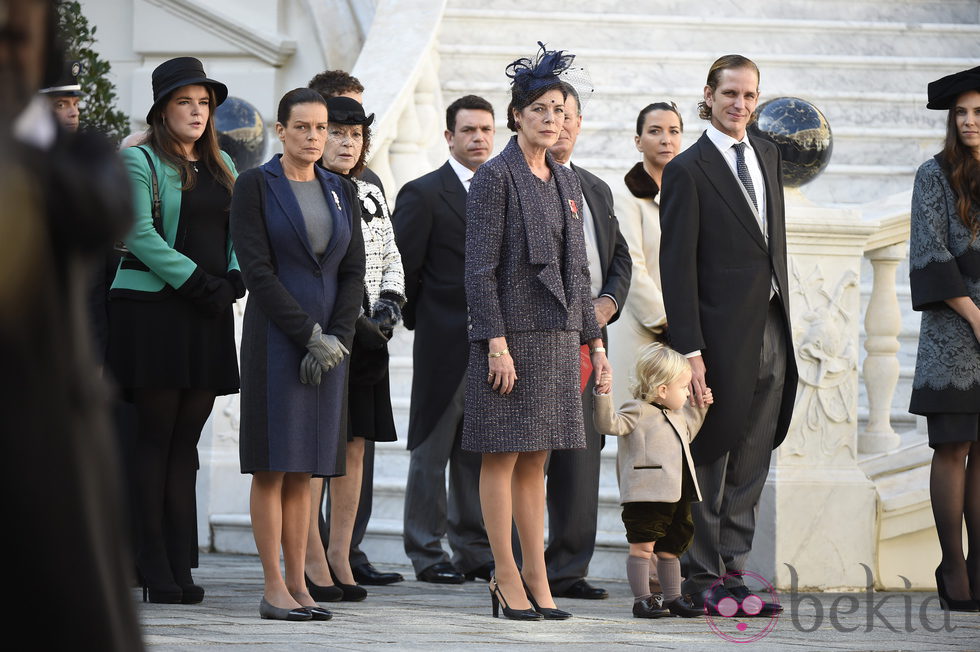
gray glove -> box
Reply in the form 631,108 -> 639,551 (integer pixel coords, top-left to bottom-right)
307,323 -> 349,371
299,352 -> 322,385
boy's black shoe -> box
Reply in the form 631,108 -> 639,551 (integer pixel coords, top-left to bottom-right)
633,593 -> 670,618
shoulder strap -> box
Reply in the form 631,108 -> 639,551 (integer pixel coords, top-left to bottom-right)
135,145 -> 164,237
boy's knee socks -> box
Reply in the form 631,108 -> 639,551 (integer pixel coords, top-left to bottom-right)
657,556 -> 682,602
626,555 -> 652,601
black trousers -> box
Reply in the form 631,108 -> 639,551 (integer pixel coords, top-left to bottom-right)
682,298 -> 788,593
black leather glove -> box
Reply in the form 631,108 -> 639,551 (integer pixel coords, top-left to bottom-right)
227,269 -> 247,299
355,314 -> 390,351
177,267 -> 237,316
299,352 -> 322,385
372,293 -> 403,337
307,323 -> 349,371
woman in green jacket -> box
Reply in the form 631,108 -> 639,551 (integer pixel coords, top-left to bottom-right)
108,58 -> 244,604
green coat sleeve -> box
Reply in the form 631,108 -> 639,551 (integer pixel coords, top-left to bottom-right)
120,146 -> 198,289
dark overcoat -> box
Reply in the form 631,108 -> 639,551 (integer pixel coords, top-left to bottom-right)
392,161 -> 471,451
659,132 -> 798,464
232,155 -> 365,476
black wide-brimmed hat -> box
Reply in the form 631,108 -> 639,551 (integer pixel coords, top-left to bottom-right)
927,65 -> 980,110
40,60 -> 84,97
326,96 -> 374,126
146,57 -> 228,122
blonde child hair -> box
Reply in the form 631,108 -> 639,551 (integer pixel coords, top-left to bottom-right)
629,342 -> 691,402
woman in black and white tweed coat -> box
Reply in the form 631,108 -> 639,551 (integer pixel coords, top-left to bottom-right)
910,67 -> 980,612
462,44 -> 612,621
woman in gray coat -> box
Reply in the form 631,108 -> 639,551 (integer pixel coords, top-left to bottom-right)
231,88 -> 365,621
909,67 -> 980,612
463,43 -> 611,621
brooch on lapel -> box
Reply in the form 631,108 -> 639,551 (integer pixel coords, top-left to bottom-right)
331,190 -> 342,211
568,199 -> 579,219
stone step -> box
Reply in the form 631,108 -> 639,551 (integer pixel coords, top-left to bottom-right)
444,0 -> 980,24
442,9 -> 980,57
439,45 -> 977,94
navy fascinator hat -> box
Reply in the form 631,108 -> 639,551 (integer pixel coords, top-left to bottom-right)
506,41 -> 576,97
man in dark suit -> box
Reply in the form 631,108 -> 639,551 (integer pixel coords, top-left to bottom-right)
393,95 -> 496,583
659,55 -> 798,614
308,69 -> 403,586
544,85 -> 632,600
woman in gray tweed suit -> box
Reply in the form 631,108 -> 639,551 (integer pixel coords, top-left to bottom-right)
463,43 -> 612,620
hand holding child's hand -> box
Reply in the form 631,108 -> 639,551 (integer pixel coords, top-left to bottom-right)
702,386 -> 714,406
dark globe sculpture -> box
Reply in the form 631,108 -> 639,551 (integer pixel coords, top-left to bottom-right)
748,97 -> 832,187
215,96 -> 267,172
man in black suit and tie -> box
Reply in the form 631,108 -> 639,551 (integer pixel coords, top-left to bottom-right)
659,55 -> 798,614
393,95 -> 496,584
544,85 -> 632,600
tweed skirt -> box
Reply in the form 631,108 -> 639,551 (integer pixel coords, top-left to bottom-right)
462,330 -> 586,453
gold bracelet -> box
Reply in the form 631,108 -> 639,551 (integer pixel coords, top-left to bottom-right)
488,349 -> 509,358
591,346 -> 606,354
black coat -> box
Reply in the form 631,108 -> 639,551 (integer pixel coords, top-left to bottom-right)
571,162 -> 632,325
659,132 -> 798,464
392,161 -> 470,451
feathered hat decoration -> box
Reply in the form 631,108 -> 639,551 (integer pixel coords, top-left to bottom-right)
505,41 -> 577,97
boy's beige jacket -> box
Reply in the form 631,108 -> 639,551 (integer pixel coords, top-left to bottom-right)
593,395 -> 707,504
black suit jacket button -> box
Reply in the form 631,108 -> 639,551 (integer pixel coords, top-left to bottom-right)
313,269 -> 322,278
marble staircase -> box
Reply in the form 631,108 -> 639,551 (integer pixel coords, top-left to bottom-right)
437,0 -> 979,206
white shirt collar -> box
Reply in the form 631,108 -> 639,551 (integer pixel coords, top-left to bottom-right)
705,122 -> 753,155
447,154 -> 476,190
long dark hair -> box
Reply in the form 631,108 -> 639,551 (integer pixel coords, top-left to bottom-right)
145,84 -> 235,193
942,101 -> 980,243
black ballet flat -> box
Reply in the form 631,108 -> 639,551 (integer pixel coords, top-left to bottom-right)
259,598 -> 313,621
302,605 -> 333,621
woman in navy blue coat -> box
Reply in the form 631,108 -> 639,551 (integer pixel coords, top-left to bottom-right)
231,88 -> 365,621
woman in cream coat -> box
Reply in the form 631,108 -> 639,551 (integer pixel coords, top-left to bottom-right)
608,102 -> 684,406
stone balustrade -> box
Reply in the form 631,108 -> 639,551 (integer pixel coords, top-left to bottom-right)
351,0 -> 448,199
859,203 -> 912,454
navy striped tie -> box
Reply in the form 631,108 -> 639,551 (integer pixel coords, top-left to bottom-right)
732,142 -> 758,212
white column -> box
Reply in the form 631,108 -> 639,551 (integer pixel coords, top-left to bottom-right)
859,243 -> 905,454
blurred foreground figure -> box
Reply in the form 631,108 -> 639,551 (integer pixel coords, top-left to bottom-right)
0,0 -> 144,648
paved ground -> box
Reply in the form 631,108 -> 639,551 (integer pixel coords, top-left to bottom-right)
138,553 -> 979,651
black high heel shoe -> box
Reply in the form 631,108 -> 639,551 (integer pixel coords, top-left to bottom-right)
305,573 -> 343,602
521,577 -> 572,620
138,569 -> 182,604
935,566 -> 980,612
142,583 -> 182,604
178,583 -> 205,604
489,577 -> 542,620
327,562 -> 367,602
